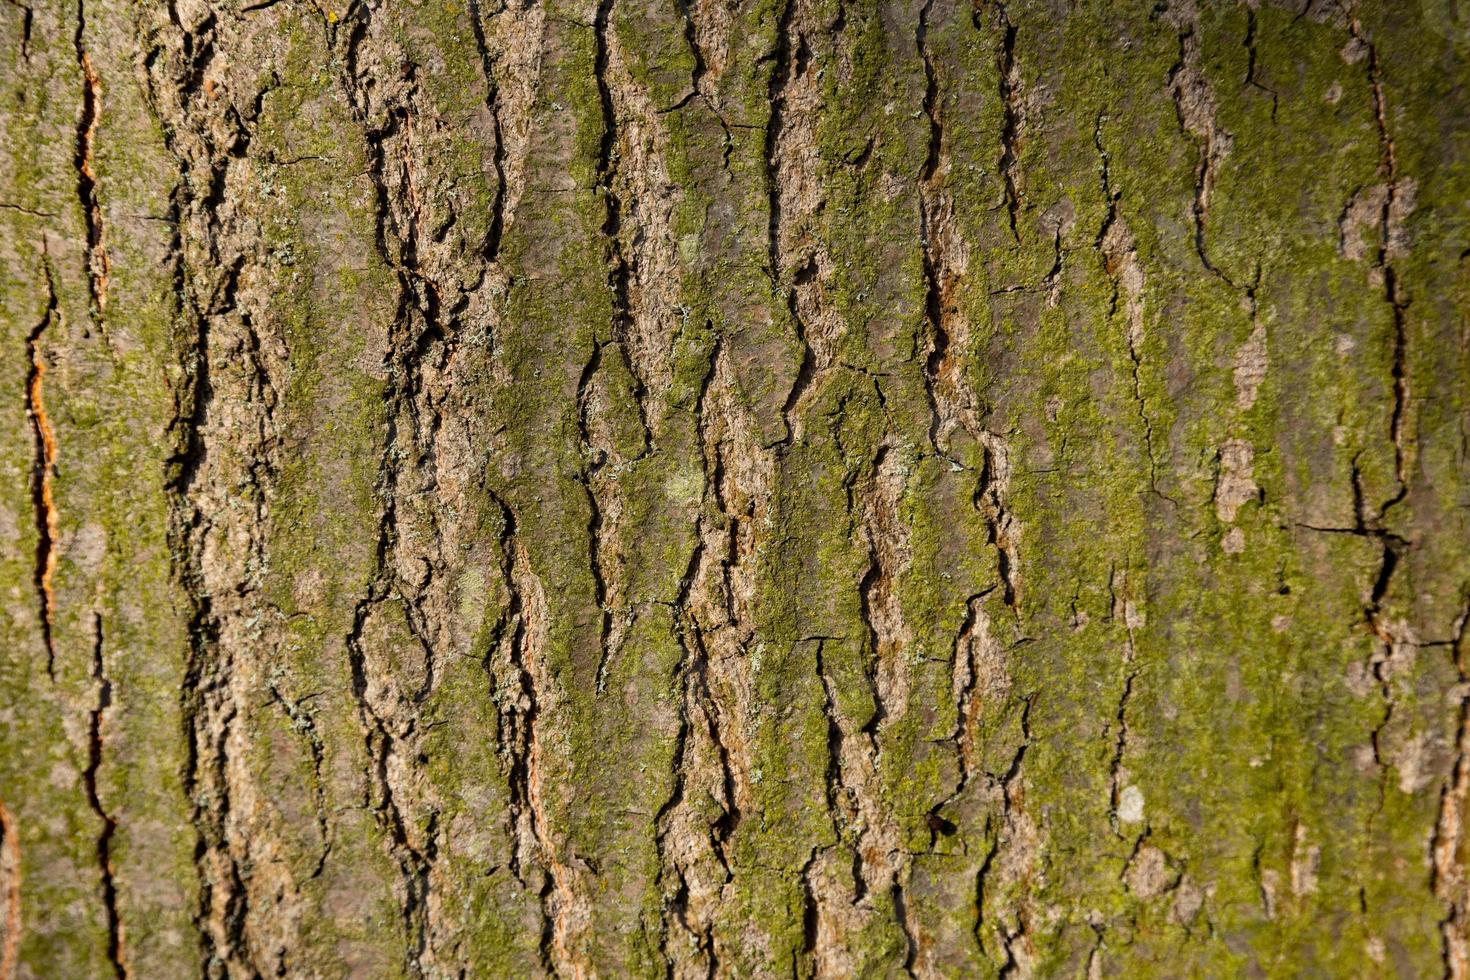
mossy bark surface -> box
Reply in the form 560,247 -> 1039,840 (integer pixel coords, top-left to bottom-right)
2,0 -> 1469,976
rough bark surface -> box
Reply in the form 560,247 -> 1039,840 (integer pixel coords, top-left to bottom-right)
1,0 -> 1469,976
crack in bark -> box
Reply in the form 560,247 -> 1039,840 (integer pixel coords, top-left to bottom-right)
809,638 -> 915,977
776,259 -> 820,449
976,441 -> 1019,614
653,337 -> 744,976
916,0 -> 994,472
989,1 -> 1021,243
892,881 -> 918,978
946,590 -> 999,804
1107,669 -> 1139,837
339,105 -> 438,980
916,7 -> 1022,634
485,495 -> 532,884
83,614 -> 127,980
4,0 -> 32,60
592,0 -> 653,454
813,638 -> 871,894
153,163 -> 253,970
1242,8 -> 1279,122
330,9 -> 528,962
1095,117 -> 1166,501
1302,438 -> 1418,933
139,7 -> 310,970
858,446 -> 911,736
974,696 -> 1031,974
581,0 -> 654,695
153,185 -> 240,971
25,260 -> 59,682
0,202 -> 56,218
466,0 -> 508,265
74,0 -> 109,325
1347,453 -> 1412,869
798,846 -> 823,971
677,0 -> 736,173
764,0 -> 796,284
655,560 -> 729,976
668,0 -> 733,163
1433,602 -> 1470,979
763,0 -> 821,449
575,341 -> 617,700
916,0 -> 948,458
1105,565 -> 1142,839
834,445 -> 923,971
265,684 -> 332,880
1341,6 -> 1410,514
484,492 -> 579,976
341,609 -> 432,975
0,798 -> 16,979
1166,16 -> 1233,286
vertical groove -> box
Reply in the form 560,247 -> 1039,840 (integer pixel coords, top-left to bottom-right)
974,696 -> 1032,973
334,9 -> 452,966
653,336 -> 740,976
991,1 -> 1021,243
764,0 -> 819,448
486,489 -> 579,975
73,0 -> 109,323
583,0 -> 644,696
1342,7 -> 1410,511
1095,115 -> 1164,502
83,614 -> 126,979
916,0 -> 949,458
25,262 -> 59,681
1433,604 -> 1470,979
4,0 -> 33,61
576,341 -> 616,698
466,0 -> 507,264
592,0 -> 652,449
0,797 -> 19,979
141,7 -> 282,971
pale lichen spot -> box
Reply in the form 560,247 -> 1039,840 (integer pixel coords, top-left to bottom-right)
48,760 -> 76,791
457,568 -> 486,633
1260,868 -> 1281,919
1222,527 -> 1245,554
1290,823 -> 1319,896
1214,440 -> 1258,523
678,233 -> 700,264
1124,844 -> 1174,898
1171,878 -> 1205,925
1118,784 -> 1145,824
664,463 -> 703,506
1339,185 -> 1387,262
1387,177 -> 1419,259
1395,734 -> 1434,794
1345,659 -> 1377,698
1232,321 -> 1267,410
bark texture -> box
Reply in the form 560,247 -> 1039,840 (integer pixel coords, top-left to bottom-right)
2,0 -> 1469,976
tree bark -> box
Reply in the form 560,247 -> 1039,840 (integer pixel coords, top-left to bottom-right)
1,0 -> 1468,975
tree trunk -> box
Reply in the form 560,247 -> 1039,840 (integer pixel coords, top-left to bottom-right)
2,0 -> 1468,975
